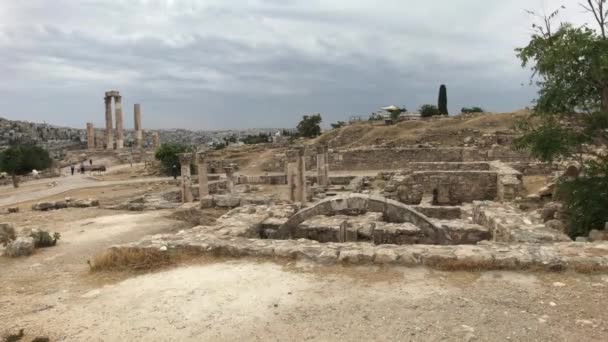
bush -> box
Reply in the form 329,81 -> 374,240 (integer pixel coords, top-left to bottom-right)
331,121 -> 347,129
462,107 -> 484,113
556,161 -> 608,238
242,133 -> 270,145
0,144 -> 52,175
419,104 -> 440,118
154,143 -> 189,176
296,114 -> 322,138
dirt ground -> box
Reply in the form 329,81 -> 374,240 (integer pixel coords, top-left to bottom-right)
0,205 -> 607,341
0,156 -> 604,341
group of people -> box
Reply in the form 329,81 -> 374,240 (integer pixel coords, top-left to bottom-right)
70,159 -> 93,176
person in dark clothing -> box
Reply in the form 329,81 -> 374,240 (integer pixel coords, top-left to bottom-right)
89,159 -> 93,166
80,162 -> 85,174
172,164 -> 178,180
70,164 -> 75,176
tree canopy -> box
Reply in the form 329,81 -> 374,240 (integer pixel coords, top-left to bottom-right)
514,2 -> 608,237
296,114 -> 322,138
0,144 -> 52,176
154,143 -> 190,175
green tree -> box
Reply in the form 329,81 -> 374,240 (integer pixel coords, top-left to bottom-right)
154,143 -> 189,176
438,84 -> 448,115
419,104 -> 440,118
296,114 -> 322,138
513,2 -> 608,237
0,144 -> 52,188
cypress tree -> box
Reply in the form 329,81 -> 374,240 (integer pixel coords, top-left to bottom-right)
438,84 -> 448,115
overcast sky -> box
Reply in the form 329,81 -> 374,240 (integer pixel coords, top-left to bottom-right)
0,0 -> 591,130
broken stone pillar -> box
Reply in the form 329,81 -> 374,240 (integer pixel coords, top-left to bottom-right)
316,145 -> 330,187
95,131 -> 104,149
179,153 -> 194,203
296,147 -> 306,203
104,96 -> 113,149
134,104 -> 143,148
224,166 -> 235,193
286,149 -> 298,202
197,151 -> 209,198
286,147 -> 306,203
115,95 -> 124,149
86,123 -> 95,150
152,131 -> 160,149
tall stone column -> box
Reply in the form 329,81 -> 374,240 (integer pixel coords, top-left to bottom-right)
197,151 -> 209,198
316,145 -> 329,187
224,166 -> 235,193
296,146 -> 306,203
86,123 -> 95,150
286,147 -> 306,203
115,95 -> 124,149
286,149 -> 298,202
134,104 -> 143,148
104,96 -> 113,149
152,131 -> 160,149
179,153 -> 194,203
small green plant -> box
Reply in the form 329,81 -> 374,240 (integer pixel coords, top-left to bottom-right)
28,229 -> 61,248
419,104 -> 440,118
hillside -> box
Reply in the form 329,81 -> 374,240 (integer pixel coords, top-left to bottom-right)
313,111 -> 530,149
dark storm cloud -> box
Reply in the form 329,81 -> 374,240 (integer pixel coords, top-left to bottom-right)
0,0 -> 583,129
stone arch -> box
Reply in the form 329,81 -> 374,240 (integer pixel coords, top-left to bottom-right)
276,194 -> 447,244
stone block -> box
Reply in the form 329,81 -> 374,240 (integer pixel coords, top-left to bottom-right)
5,237 -> 35,257
200,195 -> 214,208
213,195 -> 241,208
32,202 -> 56,211
589,230 -> 608,242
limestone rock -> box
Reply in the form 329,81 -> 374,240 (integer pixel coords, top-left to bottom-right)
200,195 -> 214,208
5,237 -> 35,257
213,195 -> 241,208
545,220 -> 566,232
542,202 -> 562,222
32,202 -> 56,211
589,230 -> 608,242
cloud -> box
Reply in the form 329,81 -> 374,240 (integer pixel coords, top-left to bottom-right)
0,0 -> 589,129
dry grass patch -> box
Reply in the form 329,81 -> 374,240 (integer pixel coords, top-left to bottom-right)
89,247 -> 202,272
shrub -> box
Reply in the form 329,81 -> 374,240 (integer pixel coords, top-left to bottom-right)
419,104 -> 440,118
331,121 -> 347,129
296,114 -> 322,138
242,133 -> 270,145
462,107 -> 484,113
154,143 -> 189,175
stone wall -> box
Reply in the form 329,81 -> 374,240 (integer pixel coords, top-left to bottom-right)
385,171 -> 498,205
323,147 -> 532,172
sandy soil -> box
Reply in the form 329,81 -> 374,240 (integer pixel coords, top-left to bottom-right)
0,207 -> 607,341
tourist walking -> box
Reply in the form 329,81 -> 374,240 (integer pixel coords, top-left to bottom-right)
172,164 -> 178,180
70,164 -> 75,176
80,162 -> 85,174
